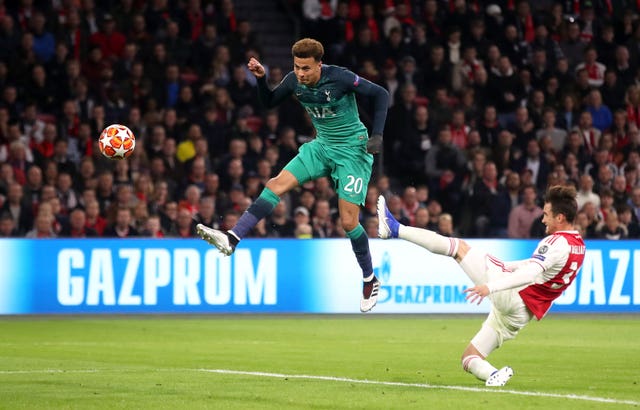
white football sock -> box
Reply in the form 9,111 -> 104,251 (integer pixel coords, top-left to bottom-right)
398,225 -> 459,257
462,355 -> 498,381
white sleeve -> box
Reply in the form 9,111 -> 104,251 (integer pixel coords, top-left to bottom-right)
503,259 -> 530,271
487,235 -> 569,292
486,261 -> 544,293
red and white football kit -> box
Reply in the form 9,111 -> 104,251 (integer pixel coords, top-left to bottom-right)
460,230 -> 585,348
518,230 -> 586,320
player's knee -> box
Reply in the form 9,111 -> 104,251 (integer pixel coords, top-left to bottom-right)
341,215 -> 358,232
265,177 -> 286,196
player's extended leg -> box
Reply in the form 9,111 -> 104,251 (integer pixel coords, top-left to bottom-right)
462,325 -> 513,387
196,170 -> 299,255
377,195 -> 488,285
339,199 -> 380,312
377,195 -> 514,386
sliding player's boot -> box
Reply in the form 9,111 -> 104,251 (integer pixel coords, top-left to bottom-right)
485,366 -> 514,387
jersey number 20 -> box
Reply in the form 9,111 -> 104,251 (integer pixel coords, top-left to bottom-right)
344,175 -> 363,194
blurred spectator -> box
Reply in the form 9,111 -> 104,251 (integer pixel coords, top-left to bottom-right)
363,215 -> 378,239
194,196 -> 217,229
401,186 -> 420,226
105,184 -> 137,224
628,186 -> 640,223
1,182 -> 33,235
574,210 -> 590,238
581,201 -> 601,238
59,207 -> 97,237
56,171 -> 80,213
423,45 -> 451,99
513,138 -> 550,192
25,209 -> 55,238
618,204 -> 640,238
342,24 -> 381,72
470,161 -> 509,237
586,89 -> 613,132
577,174 -> 601,210
601,70 -> 626,112
191,22 -> 221,76
386,194 -> 410,226
265,200 -> 295,238
84,199 -> 106,236
536,108 -> 567,153
596,209 -> 627,239
413,206 -> 430,229
507,185 -> 543,238
293,205 -> 314,236
612,174 -> 629,209
141,214 -> 165,238
90,13 -> 126,62
311,198 -> 337,238
575,46 -> 606,88
476,106 -> 502,147
24,164 -> 43,210
490,56 -> 524,127
0,212 -> 18,237
437,213 -> 456,237
425,128 -> 466,196
394,105 -> 433,184
103,207 -> 139,237
560,21 -> 586,70
227,18 -> 261,64
168,205 -> 197,238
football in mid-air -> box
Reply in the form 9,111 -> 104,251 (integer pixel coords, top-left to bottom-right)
98,124 -> 136,160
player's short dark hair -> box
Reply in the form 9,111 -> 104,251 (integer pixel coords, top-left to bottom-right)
291,38 -> 324,61
545,185 -> 578,223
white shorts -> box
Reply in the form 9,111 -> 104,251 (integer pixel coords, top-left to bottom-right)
460,248 -> 534,346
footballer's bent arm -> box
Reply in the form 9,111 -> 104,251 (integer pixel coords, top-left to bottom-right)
342,70 -> 389,136
256,72 -> 297,108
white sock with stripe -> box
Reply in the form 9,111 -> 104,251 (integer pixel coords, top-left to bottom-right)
462,355 -> 498,381
398,226 -> 459,257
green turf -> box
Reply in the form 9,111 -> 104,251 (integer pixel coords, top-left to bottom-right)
0,315 -> 638,409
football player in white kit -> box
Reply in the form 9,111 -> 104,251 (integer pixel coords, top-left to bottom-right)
377,185 -> 585,386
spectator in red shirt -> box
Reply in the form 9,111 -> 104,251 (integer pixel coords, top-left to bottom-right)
89,14 -> 126,62
59,207 -> 97,237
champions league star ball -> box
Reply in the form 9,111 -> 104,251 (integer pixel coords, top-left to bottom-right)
98,124 -> 136,160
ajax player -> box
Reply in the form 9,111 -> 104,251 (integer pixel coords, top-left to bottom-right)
196,38 -> 389,312
377,185 -> 585,386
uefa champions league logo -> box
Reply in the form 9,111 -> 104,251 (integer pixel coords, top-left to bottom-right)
373,251 -> 391,284
374,251 -> 392,304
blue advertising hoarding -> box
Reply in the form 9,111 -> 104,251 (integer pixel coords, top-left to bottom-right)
0,238 -> 638,314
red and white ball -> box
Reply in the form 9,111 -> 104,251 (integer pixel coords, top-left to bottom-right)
98,124 -> 136,160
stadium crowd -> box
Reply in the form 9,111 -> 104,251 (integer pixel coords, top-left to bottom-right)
1,0 -> 640,240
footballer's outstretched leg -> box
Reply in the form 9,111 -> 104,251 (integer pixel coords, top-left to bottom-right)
196,224 -> 239,256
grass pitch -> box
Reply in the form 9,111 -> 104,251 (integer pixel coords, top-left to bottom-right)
0,315 -> 638,409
